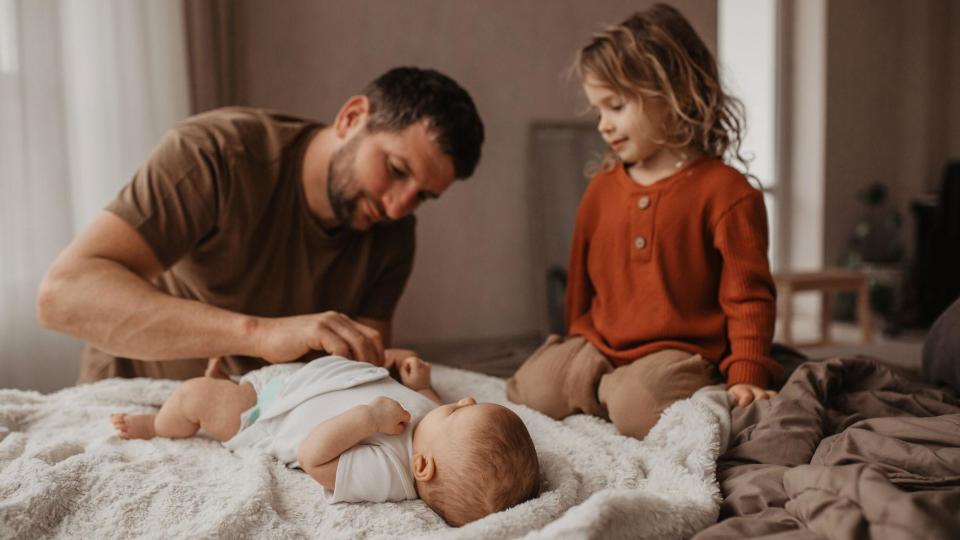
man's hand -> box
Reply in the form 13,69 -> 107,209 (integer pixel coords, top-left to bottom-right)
368,397 -> 410,435
727,383 -> 777,407
254,311 -> 384,365
397,356 -> 432,391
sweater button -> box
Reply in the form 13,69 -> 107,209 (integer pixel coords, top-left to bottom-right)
637,196 -> 650,209
634,235 -> 647,249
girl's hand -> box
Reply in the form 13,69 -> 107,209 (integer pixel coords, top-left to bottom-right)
727,383 -> 777,407
368,397 -> 411,434
398,356 -> 432,391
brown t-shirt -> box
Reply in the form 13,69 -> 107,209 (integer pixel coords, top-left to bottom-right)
80,107 -> 416,382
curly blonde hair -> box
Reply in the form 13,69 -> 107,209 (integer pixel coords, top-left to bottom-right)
574,3 -> 749,174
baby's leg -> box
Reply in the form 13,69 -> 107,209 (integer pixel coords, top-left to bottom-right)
110,412 -> 157,439
112,378 -> 256,442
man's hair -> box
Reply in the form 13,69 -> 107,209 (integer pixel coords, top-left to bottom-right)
362,67 -> 484,179
417,405 -> 540,527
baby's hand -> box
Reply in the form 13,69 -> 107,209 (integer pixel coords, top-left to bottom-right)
398,356 -> 432,391
368,396 -> 410,435
384,348 -> 419,370
727,383 -> 777,407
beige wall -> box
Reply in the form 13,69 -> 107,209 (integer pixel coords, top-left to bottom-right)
227,1 -> 718,345
950,1 -> 960,158
821,0 -> 959,266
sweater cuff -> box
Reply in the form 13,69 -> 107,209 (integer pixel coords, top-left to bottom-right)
725,360 -> 771,388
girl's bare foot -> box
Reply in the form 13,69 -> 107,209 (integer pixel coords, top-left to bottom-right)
205,357 -> 229,379
110,413 -> 158,440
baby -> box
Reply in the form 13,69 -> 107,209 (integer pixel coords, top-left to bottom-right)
110,352 -> 540,526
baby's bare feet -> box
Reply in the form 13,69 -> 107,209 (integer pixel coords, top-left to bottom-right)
110,413 -> 158,440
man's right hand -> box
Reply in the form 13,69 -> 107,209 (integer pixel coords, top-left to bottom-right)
253,311 -> 385,366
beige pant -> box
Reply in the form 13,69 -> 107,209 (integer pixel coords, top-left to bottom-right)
506,335 -> 714,439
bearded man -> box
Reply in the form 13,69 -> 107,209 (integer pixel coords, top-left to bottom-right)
37,67 -> 484,381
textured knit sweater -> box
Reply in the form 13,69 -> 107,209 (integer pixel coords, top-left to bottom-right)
565,158 -> 781,388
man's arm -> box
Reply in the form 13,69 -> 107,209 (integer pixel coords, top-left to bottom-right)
298,397 -> 409,490
37,211 -> 385,364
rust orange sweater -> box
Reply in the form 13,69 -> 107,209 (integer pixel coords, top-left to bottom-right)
566,158 -> 781,388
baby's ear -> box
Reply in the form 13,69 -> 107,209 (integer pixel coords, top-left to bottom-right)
412,453 -> 436,482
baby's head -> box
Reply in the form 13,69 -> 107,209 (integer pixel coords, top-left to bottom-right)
412,397 -> 540,526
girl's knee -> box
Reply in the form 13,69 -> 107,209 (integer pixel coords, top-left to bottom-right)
611,410 -> 660,440
506,374 -> 568,420
507,336 -> 609,419
599,351 -> 712,439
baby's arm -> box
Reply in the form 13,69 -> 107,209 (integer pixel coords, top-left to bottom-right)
297,397 -> 410,491
396,355 -> 443,405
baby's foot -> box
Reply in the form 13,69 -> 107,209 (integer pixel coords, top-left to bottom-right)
110,413 -> 158,440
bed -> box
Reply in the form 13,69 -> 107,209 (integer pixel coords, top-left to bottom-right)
8,354 -> 954,539
0,363 -> 731,539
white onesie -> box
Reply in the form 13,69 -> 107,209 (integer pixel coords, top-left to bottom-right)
224,356 -> 437,503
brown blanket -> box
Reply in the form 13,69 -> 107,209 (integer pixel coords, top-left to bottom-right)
694,356 -> 960,540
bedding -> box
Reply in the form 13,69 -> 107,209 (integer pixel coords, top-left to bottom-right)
0,363 -> 731,539
693,356 -> 960,540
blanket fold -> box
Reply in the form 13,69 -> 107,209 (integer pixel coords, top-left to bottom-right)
694,356 -> 960,540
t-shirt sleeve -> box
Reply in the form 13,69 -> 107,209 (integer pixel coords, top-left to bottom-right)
330,443 -> 417,503
106,123 -> 223,269
357,216 -> 416,321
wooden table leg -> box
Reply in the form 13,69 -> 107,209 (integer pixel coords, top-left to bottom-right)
820,289 -> 833,345
857,280 -> 873,343
780,284 -> 793,345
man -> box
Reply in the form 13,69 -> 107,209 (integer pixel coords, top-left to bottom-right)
37,67 -> 484,381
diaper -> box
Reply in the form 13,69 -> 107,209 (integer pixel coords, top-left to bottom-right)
236,363 -> 304,431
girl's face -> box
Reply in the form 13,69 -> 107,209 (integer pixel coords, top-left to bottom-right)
582,77 -> 669,166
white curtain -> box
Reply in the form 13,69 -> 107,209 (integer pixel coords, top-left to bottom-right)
0,0 -> 191,391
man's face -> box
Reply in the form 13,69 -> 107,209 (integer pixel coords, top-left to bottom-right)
327,120 -> 456,231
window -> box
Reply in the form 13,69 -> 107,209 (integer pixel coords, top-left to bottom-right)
719,0 -> 781,268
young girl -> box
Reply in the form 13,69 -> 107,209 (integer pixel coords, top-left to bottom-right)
507,3 -> 781,439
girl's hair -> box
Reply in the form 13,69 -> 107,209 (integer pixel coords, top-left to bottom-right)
574,3 -> 749,174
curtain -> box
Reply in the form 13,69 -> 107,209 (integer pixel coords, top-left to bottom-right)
183,0 -> 238,112
0,0 -> 190,391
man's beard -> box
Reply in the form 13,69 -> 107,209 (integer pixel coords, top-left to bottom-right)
326,133 -> 363,226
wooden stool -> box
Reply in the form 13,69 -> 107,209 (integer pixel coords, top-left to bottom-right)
774,270 -> 873,346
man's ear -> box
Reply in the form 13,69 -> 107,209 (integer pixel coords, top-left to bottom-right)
412,453 -> 435,482
333,95 -> 370,138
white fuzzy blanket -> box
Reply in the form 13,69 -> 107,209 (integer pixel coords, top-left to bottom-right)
0,365 -> 731,539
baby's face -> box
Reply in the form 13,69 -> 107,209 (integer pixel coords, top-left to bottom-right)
413,397 -> 501,458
